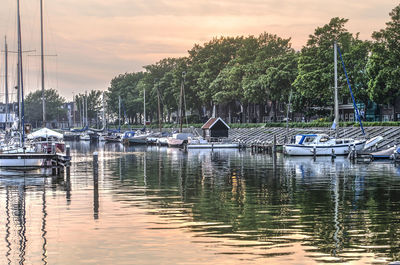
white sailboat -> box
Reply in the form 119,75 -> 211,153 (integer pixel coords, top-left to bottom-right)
0,0 -> 45,168
283,42 -> 381,156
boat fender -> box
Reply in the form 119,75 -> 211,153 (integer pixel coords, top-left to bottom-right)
397,147 -> 400,154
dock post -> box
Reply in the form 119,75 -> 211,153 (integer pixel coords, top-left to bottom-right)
273,135 -> 277,155
93,152 -> 99,176
313,145 -> 316,158
66,145 -> 70,158
93,152 -> 99,219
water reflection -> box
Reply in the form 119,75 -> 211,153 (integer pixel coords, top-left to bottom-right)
0,171 -> 65,265
1,144 -> 400,264
102,148 -> 400,263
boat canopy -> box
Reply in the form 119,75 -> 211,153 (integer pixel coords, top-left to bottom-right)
122,131 -> 136,138
28,127 -> 63,140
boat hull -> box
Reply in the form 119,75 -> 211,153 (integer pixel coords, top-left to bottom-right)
187,143 -> 239,149
0,157 -> 44,168
284,141 -> 365,156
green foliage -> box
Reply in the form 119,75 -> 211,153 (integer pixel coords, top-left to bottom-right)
74,90 -> 103,126
104,4 -> 400,124
367,4 -> 400,118
25,88 -> 66,125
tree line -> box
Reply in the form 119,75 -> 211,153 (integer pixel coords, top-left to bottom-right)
24,4 -> 399,127
106,5 -> 399,124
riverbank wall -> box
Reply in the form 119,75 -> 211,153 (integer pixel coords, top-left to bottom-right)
225,126 -> 400,149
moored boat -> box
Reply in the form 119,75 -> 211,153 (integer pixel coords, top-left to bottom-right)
187,137 -> 239,149
283,134 -> 365,156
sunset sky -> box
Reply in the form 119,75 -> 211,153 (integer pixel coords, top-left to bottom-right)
0,0 -> 396,100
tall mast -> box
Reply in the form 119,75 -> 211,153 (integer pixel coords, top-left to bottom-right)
156,80 -> 162,132
334,41 -> 339,138
179,72 -> 185,133
85,92 -> 88,127
118,95 -> 121,131
40,0 -> 46,127
4,36 -> 9,128
17,0 -> 25,145
102,92 -> 105,130
143,88 -> 146,127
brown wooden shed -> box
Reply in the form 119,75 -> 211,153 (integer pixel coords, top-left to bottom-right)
201,117 -> 230,140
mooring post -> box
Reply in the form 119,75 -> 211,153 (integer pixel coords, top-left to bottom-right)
313,145 -> 316,158
66,166 -> 71,204
273,135 -> 277,155
93,151 -> 99,177
93,152 -> 99,219
66,145 -> 70,158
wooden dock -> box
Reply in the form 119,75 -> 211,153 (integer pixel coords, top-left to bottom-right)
0,146 -> 71,175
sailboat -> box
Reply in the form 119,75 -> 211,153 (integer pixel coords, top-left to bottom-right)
0,0 -> 45,167
167,71 -> 194,148
283,42 -> 381,156
122,88 -> 153,145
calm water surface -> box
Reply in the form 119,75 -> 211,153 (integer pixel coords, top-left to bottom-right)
1,142 -> 400,264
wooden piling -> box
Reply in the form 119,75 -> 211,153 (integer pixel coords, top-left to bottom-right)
273,135 -> 277,154
93,152 -> 99,179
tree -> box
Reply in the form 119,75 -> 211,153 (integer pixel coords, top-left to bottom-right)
292,17 -> 367,118
25,88 -> 66,127
74,90 -> 103,127
367,4 -> 400,120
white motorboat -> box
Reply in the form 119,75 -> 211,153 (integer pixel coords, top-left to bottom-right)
283,134 -> 365,156
187,137 -> 239,149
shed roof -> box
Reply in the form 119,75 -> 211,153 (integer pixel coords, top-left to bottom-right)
201,117 -> 230,130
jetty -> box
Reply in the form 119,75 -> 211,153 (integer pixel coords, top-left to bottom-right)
0,145 -> 71,174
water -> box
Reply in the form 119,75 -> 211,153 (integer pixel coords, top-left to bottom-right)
1,142 -> 400,264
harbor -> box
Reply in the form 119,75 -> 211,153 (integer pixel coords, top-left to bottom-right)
1,142 -> 400,264
1,0 -> 400,264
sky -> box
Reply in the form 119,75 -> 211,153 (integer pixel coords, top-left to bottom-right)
0,0 -> 397,101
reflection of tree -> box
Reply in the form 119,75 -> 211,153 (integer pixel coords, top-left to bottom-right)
105,150 -> 400,262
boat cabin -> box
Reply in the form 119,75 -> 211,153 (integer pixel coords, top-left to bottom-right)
292,134 -> 331,145
201,117 -> 230,141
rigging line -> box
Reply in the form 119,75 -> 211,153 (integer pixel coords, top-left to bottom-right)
336,45 -> 365,136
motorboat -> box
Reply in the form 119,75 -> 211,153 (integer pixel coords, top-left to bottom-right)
283,134 -> 365,156
186,137 -> 239,149
167,133 -> 193,148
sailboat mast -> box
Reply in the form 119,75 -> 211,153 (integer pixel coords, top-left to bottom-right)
17,0 -> 25,145
143,88 -> 146,127
40,0 -> 46,127
156,81 -> 162,132
334,41 -> 339,137
179,72 -> 185,133
4,36 -> 9,128
102,92 -> 105,130
118,95 -> 121,131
